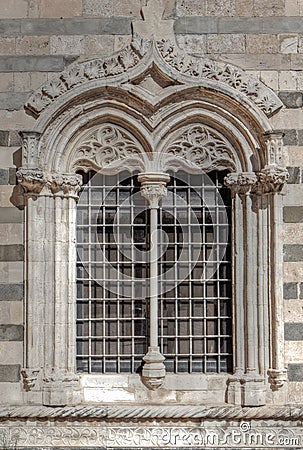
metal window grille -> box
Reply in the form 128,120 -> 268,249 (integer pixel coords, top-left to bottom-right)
76,170 -> 232,374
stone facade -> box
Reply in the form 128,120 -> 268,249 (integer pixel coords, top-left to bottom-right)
0,0 -> 303,448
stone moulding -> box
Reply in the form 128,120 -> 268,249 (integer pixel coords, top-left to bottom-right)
24,34 -> 283,119
0,405 -> 303,421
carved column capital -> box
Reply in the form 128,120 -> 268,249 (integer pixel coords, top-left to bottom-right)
258,165 -> 289,194
138,172 -> 170,208
17,169 -> 83,198
17,167 -> 48,194
20,130 -> 41,168
224,172 -> 258,195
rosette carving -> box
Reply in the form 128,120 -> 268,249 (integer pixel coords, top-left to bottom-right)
164,125 -> 236,173
72,124 -> 145,173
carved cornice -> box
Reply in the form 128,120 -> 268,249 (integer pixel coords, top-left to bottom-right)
1,405 -> 303,421
17,168 -> 82,197
72,123 -> 145,174
164,125 -> 236,173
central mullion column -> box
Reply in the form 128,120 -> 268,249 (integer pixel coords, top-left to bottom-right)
138,172 -> 170,390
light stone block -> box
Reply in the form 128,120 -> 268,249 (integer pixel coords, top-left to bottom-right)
253,0 -> 285,16
28,0 -> 40,18
83,0 -> 114,17
236,0 -> 254,16
0,301 -> 23,324
83,388 -> 135,403
114,35 -> 132,52
80,374 -> 129,388
206,0 -> 236,16
271,109 -> 303,130
40,0 -> 82,18
288,381 -> 303,402
13,72 -> 31,93
280,35 -> 299,54
30,72 -> 48,90
282,223 -> 303,244
84,35 -> 115,57
285,341 -> 303,363
15,36 -> 49,56
284,262 -> 303,282
50,36 -> 85,56
296,71 -> 303,89
0,383 -> 22,404
176,0 -> 206,16
114,0 -> 143,17
260,70 -> 279,90
0,342 -> 23,364
176,34 -> 207,55
0,111 -> 35,131
0,74 -> 13,92
0,0 -> 27,18
285,0 -> 300,15
207,34 -> 245,54
287,145 -> 303,166
0,186 -> 14,207
0,147 -> 16,169
279,70 -> 298,90
246,34 -> 279,54
0,262 -> 23,284
283,185 -> 303,206
0,38 -> 16,56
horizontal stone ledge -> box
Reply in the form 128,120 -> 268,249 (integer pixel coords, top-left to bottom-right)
0,404 -> 303,420
0,325 -> 23,341
0,17 -> 131,37
285,323 -> 303,341
0,364 -> 20,382
0,283 -> 23,301
175,16 -> 303,34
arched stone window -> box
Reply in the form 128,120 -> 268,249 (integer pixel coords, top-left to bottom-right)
18,1 -> 288,408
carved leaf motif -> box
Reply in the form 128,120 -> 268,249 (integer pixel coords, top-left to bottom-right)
74,124 -> 144,172
131,34 -> 150,57
84,60 -> 105,79
61,64 -> 85,88
42,79 -> 66,99
221,66 -> 243,88
119,49 -> 137,70
165,125 -> 236,173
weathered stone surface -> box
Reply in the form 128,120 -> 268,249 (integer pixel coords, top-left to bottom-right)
246,34 -> 279,54
279,92 -> 303,108
206,0 -> 236,16
282,129 -> 298,146
50,35 -> 85,56
0,208 -> 23,224
260,70 -> 278,90
207,34 -> 245,53
0,365 -> 20,382
176,0 -> 206,16
84,35 -> 115,57
0,37 -> 15,55
0,56 -> 65,72
114,0 -> 144,17
0,93 -> 30,111
0,301 -> 23,324
16,36 -> 50,56
253,0 -> 285,16
283,282 -> 298,299
297,130 -> 303,146
0,224 -> 23,245
0,325 -> 23,341
0,169 -> 9,185
288,363 -> 303,381
283,206 -> 303,222
83,0 -> 114,17
284,299 -> 303,322
0,342 -> 22,363
285,341 -> 303,362
0,245 -> 24,261
0,262 -> 23,284
0,0 -> 27,18
280,35 -> 299,54
40,0 -> 82,18
0,284 -> 23,301
285,323 -> 303,341
283,244 -> 303,262
287,166 -> 301,184
236,0 -> 253,16
176,34 -> 207,55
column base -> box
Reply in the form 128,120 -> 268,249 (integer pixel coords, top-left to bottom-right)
227,371 -> 266,406
142,346 -> 166,390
